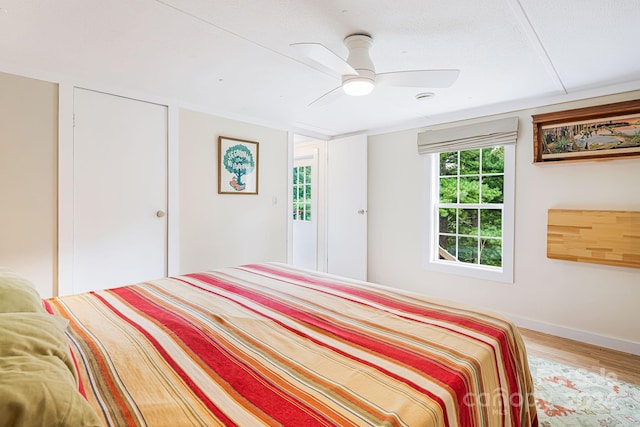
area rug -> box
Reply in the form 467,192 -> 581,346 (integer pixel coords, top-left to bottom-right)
529,355 -> 640,426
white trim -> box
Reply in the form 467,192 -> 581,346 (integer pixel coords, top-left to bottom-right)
286,132 -> 294,264
508,313 -> 640,356
57,82 -> 74,296
318,140 -> 328,273
167,105 -> 180,276
501,144 -> 515,282
290,137 -> 328,272
422,145 -> 515,283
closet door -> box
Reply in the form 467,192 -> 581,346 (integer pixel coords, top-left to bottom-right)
326,134 -> 367,281
73,88 -> 167,293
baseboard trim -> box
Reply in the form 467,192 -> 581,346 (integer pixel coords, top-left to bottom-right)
506,313 -> 640,356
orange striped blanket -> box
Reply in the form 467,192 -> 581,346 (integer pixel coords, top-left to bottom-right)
46,263 -> 537,426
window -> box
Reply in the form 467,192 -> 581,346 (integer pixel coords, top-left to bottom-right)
438,147 -> 505,264
292,165 -> 312,221
424,145 -> 514,282
419,117 -> 517,283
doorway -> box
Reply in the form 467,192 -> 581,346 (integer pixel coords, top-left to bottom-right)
290,133 -> 367,280
292,148 -> 318,270
291,136 -> 325,271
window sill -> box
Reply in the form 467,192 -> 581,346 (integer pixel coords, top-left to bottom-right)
422,258 -> 513,284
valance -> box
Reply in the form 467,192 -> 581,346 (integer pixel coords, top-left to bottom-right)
417,116 -> 518,155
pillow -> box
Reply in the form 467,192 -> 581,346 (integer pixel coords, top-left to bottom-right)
0,267 -> 45,313
0,357 -> 102,427
0,312 -> 74,373
0,312 -> 102,426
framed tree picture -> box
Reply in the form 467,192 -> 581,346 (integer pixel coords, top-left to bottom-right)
218,136 -> 259,194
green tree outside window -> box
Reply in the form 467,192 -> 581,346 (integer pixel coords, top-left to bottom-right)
292,166 -> 312,222
437,147 -> 504,267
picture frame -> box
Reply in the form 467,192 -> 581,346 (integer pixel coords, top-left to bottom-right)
532,99 -> 640,163
218,136 -> 259,194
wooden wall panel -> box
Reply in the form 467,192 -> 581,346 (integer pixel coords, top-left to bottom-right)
547,209 -> 640,269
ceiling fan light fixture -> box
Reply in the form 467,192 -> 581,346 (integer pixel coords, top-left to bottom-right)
293,32 -> 460,107
342,77 -> 375,96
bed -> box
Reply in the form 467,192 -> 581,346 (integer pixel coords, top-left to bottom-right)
2,263 -> 537,426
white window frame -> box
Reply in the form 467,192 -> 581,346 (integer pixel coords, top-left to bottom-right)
292,163 -> 313,223
423,144 -> 515,283
292,153 -> 317,225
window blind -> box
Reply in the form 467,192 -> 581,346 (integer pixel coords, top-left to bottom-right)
417,116 -> 518,155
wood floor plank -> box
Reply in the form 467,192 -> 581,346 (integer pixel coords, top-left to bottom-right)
519,327 -> 640,385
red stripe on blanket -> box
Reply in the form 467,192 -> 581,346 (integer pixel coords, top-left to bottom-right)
188,272 -> 462,427
106,287 -> 333,427
93,291 -> 239,427
248,264 -> 525,426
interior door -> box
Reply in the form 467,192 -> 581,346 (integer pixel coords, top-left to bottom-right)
292,149 -> 318,270
73,88 -> 167,293
326,134 -> 367,280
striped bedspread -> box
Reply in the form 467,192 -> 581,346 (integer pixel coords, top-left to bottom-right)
46,263 -> 538,427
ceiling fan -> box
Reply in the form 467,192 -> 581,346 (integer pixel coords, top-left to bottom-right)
291,33 -> 460,106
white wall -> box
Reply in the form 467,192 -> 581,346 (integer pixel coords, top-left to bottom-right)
368,90 -> 640,354
178,109 -> 289,273
0,72 -> 58,298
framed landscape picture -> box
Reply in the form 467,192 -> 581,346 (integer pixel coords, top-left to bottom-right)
532,99 -> 640,163
218,136 -> 259,194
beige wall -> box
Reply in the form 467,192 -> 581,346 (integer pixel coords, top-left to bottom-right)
368,90 -> 640,352
178,109 -> 288,273
0,72 -> 58,297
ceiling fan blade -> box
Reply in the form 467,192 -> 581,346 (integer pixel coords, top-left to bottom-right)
376,69 -> 460,88
308,86 -> 343,107
290,42 -> 357,76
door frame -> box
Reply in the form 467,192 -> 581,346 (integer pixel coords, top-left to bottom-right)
57,84 -> 180,296
288,133 -> 368,279
291,148 -> 319,270
288,135 -> 328,272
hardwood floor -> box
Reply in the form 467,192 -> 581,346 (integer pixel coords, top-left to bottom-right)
519,327 -> 640,386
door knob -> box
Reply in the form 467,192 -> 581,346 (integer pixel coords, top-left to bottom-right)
156,210 -> 166,218
357,209 -> 367,215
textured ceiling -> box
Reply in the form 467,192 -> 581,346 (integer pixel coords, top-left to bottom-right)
1,0 -> 639,138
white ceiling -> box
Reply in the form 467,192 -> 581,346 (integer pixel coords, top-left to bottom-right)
1,0 -> 639,138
